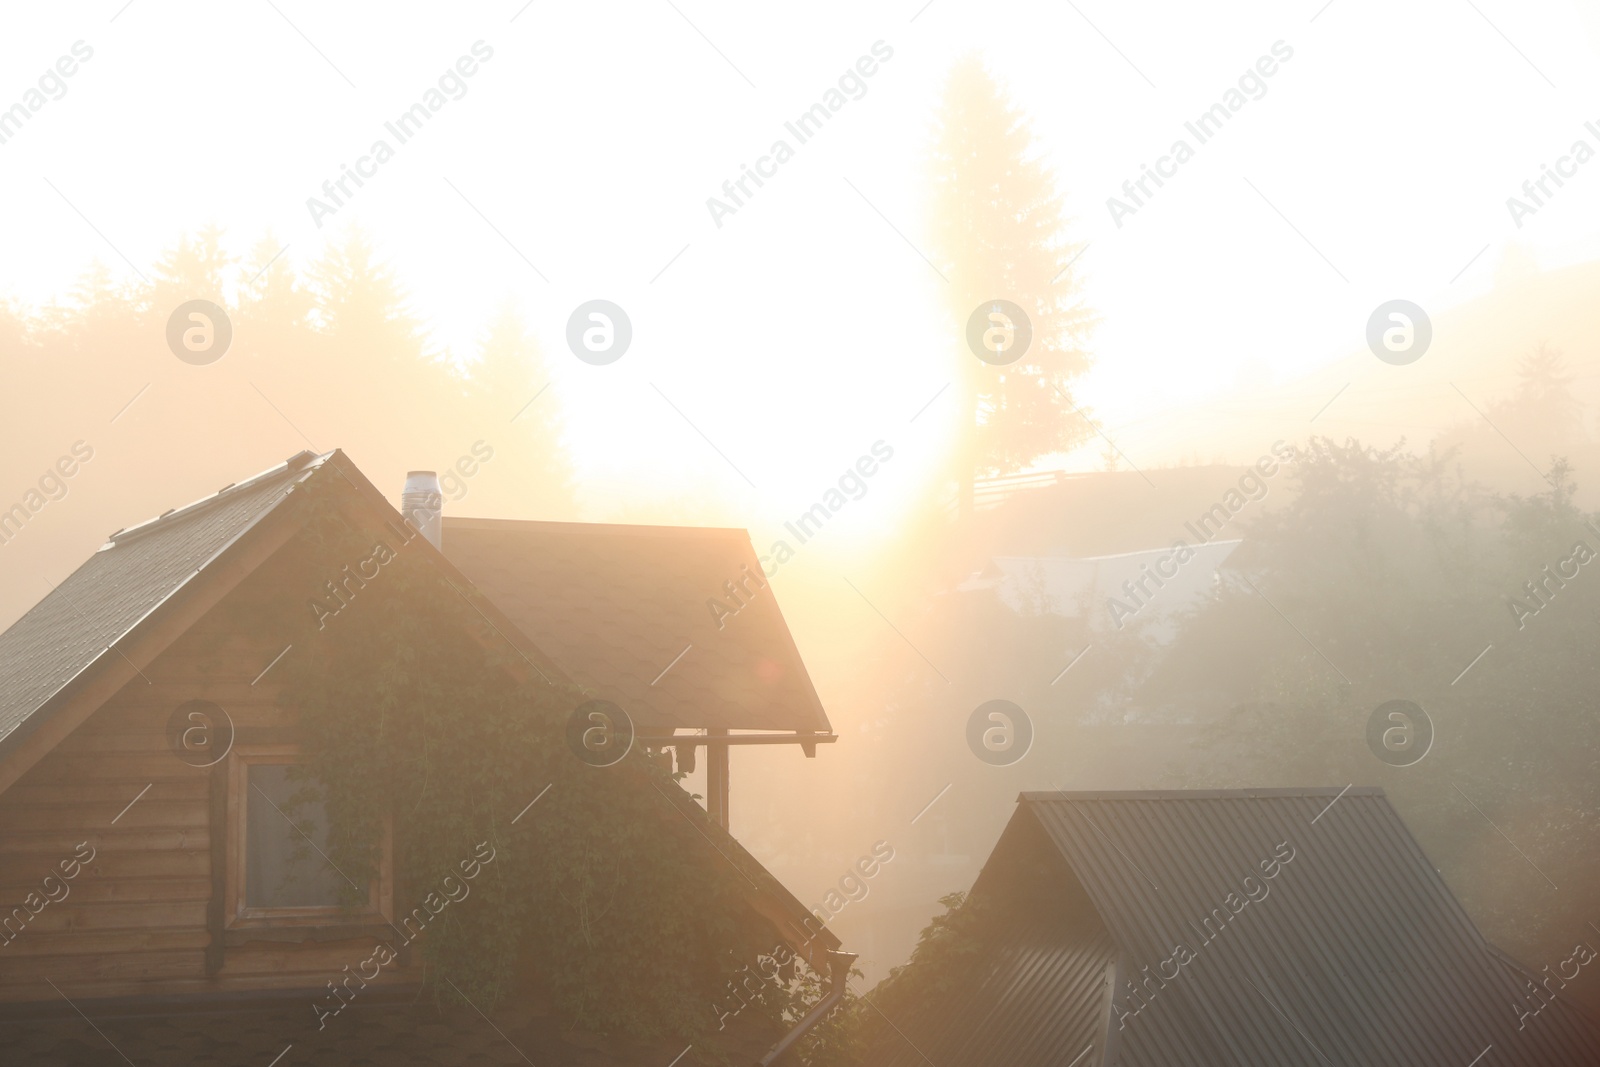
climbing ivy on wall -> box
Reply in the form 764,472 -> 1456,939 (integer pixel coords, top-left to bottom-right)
258,478 -> 814,1046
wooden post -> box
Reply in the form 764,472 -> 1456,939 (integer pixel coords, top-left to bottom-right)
706,728 -> 730,830
206,760 -> 228,975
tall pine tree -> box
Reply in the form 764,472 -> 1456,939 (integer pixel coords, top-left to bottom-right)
930,56 -> 1094,516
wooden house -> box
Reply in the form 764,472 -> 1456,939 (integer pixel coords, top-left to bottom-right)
0,449 -> 847,1066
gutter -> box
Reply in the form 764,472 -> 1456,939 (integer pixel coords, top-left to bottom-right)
756,948 -> 857,1066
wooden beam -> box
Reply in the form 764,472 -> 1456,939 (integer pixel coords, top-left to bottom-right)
634,732 -> 837,748
705,728 -> 729,830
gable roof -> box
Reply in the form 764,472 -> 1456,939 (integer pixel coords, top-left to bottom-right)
0,449 -> 328,761
873,788 -> 1600,1067
442,516 -> 831,735
0,449 -> 838,970
0,453 -> 834,775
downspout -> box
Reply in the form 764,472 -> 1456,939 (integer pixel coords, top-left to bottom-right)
757,948 -> 858,1066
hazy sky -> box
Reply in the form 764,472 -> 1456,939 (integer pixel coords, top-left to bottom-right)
5,0 -> 1600,529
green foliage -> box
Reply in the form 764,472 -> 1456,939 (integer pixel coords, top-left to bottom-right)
801,890 -> 998,1066
270,481 -> 801,1043
1149,435 -> 1600,1003
874,891 -> 993,1007
787,964 -> 866,1067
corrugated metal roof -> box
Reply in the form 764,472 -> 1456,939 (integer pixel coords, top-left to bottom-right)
0,451 -> 326,751
870,795 -> 1114,1067
875,912 -> 1115,1067
868,789 -> 1600,1066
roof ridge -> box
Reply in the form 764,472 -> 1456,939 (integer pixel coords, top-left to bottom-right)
107,450 -> 329,547
1019,786 -> 1385,801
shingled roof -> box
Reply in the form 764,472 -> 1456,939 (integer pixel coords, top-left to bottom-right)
443,516 -> 831,735
0,453 -> 834,772
871,788 -> 1600,1067
0,449 -> 841,973
0,450 -> 327,760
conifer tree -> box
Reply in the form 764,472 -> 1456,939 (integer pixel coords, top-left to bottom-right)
930,56 -> 1094,516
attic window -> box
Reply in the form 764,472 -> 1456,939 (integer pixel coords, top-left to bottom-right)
225,747 -> 391,929
245,764 -> 352,907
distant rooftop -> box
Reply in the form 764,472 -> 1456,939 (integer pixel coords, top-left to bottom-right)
960,539 -> 1242,639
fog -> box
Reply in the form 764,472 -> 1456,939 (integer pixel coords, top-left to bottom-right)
3,1 -> 1600,1062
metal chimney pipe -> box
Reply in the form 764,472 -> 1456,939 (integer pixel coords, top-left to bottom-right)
401,470 -> 443,549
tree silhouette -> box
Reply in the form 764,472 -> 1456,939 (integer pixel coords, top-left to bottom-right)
1434,343 -> 1590,490
235,231 -> 314,365
0,226 -> 582,598
929,55 -> 1095,516
465,303 -> 577,519
1511,342 -> 1584,445
1148,436 -> 1600,1010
